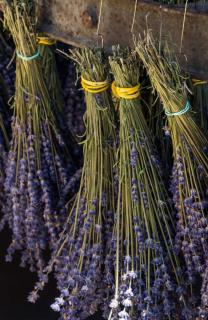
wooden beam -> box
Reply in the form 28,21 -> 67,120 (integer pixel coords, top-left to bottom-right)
2,0 -> 208,78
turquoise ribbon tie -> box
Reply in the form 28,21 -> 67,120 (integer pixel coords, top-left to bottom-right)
16,47 -> 40,61
165,100 -> 190,117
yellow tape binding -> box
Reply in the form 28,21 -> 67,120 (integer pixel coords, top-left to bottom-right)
37,36 -> 56,46
192,79 -> 208,86
81,77 -> 110,93
112,81 -> 140,99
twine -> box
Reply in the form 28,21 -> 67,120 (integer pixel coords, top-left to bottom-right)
165,100 -> 190,117
16,47 -> 40,61
111,81 -> 140,99
81,77 -> 110,93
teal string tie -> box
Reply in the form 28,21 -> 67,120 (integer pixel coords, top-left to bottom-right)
165,100 -> 190,117
16,47 -> 40,61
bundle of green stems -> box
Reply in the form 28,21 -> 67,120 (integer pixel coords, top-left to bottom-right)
136,33 -> 208,315
30,48 -> 117,318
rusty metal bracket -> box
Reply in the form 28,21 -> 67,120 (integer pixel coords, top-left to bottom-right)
1,0 -> 208,79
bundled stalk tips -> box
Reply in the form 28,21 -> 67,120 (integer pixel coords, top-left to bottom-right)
1,0 -> 76,275
136,33 -> 208,317
31,47 -> 117,318
107,48 -> 187,320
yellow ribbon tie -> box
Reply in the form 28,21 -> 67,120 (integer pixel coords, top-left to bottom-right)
192,79 -> 208,86
81,77 -> 110,93
112,81 -> 140,99
37,36 -> 56,46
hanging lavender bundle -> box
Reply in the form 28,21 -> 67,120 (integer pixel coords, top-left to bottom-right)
38,36 -> 68,133
107,49 -> 188,320
1,0 -> 75,275
137,33 -> 208,317
192,79 -> 208,134
38,36 -> 81,201
29,47 -> 117,318
37,36 -> 63,110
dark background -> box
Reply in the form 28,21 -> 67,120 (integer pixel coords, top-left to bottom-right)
0,227 -> 101,320
0,227 -> 59,320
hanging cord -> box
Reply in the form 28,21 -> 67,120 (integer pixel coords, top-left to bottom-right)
131,0 -> 138,34
179,0 -> 188,53
165,100 -> 190,116
192,79 -> 208,86
97,0 -> 104,47
112,81 -> 141,99
81,77 -> 110,93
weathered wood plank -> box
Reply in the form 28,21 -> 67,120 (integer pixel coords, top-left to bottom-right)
2,0 -> 208,78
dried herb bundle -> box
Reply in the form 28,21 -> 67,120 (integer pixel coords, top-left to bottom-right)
38,39 -> 81,201
30,48 -> 117,317
1,0 -> 75,274
137,33 -> 208,316
108,49 -> 186,320
38,38 -> 63,112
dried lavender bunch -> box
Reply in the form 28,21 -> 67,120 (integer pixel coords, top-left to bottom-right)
39,39 -> 65,130
38,37 -> 82,222
136,33 -> 208,317
1,0 -> 76,274
38,38 -> 63,111
107,49 -> 189,320
29,48 -> 117,318
38,38 -> 80,162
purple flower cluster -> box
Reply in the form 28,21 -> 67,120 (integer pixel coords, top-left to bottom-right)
171,146 -> 208,284
40,197 -> 117,320
3,41 -> 208,320
1,110 -> 77,274
30,45 -> 119,317
108,232 -> 186,320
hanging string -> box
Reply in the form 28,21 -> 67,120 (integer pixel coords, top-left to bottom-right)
131,0 -> 138,34
179,0 -> 188,53
97,0 -> 104,47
